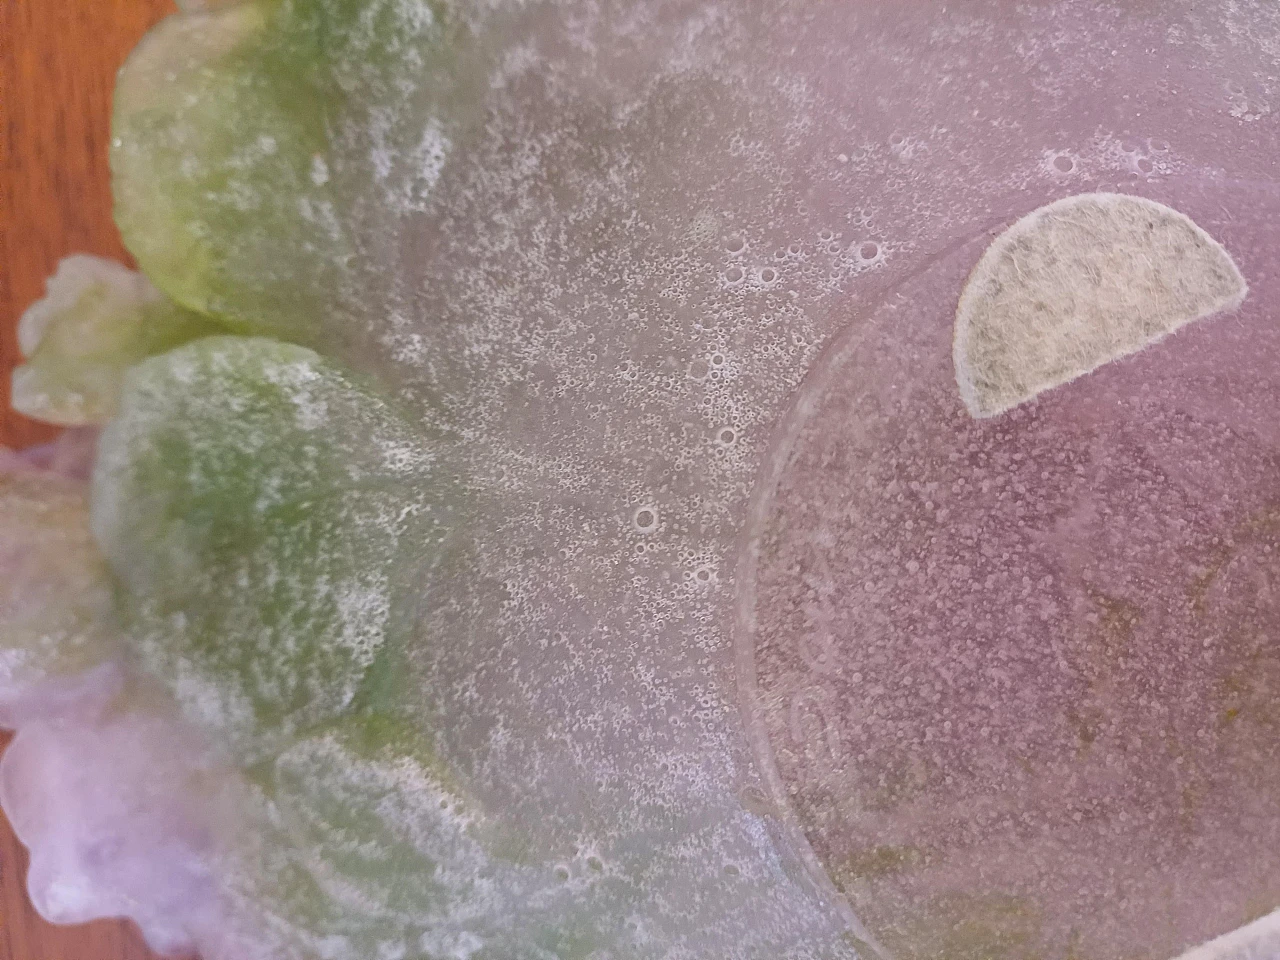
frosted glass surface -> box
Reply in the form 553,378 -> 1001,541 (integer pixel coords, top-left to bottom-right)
5,2 -> 1280,958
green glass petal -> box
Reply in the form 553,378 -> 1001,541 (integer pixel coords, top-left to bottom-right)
225,715 -> 616,960
0,470 -> 118,694
91,336 -> 451,759
260,721 -> 462,933
111,0 -> 459,348
12,256 -> 224,427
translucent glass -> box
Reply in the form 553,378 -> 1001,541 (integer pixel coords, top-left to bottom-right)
5,2 -> 1280,958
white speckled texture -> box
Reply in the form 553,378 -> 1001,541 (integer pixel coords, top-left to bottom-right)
4,1 -> 1280,958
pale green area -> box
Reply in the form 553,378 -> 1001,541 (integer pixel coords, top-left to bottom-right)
111,0 -> 458,348
12,255 -> 223,426
881,893 -> 1047,960
218,714 -> 618,960
92,336 -> 450,759
0,471 -> 119,691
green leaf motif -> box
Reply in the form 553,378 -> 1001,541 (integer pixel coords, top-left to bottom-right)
92,336 -> 451,759
111,0 -> 459,349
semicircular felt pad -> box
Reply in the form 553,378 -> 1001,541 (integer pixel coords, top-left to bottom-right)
954,193 -> 1247,419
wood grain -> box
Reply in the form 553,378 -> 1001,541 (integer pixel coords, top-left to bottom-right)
1,0 -> 175,957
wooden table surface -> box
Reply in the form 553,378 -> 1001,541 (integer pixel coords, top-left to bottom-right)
1,1 -> 175,957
